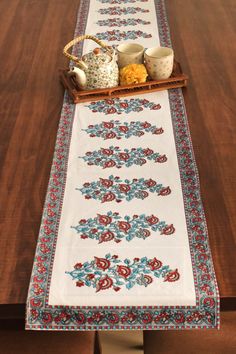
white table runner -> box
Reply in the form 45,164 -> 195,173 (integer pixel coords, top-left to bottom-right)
26,0 -> 220,330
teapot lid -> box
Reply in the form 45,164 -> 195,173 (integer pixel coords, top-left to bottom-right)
82,47 -> 112,65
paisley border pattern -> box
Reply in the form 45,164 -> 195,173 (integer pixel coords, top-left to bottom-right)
26,0 -> 220,330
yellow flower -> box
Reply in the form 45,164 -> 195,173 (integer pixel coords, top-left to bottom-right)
119,64 -> 148,86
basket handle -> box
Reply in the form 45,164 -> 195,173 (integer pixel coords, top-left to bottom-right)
63,34 -> 113,70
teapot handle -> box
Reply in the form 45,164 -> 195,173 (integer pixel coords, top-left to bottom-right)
63,34 -> 113,69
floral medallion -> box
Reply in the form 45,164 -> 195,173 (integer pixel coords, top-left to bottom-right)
66,254 -> 180,292
86,98 -> 161,114
78,175 -> 171,203
72,212 -> 175,243
80,146 -> 167,169
83,120 -> 164,140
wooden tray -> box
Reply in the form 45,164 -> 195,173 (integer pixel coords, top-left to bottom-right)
60,60 -> 188,104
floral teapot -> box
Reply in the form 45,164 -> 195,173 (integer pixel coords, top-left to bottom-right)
63,34 -> 119,90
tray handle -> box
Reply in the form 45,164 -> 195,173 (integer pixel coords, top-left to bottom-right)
63,34 -> 113,70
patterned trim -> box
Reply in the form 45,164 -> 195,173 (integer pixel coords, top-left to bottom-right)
26,0 -> 220,330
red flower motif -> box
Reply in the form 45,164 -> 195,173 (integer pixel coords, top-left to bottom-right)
119,152 -> 130,161
108,313 -> 120,324
118,221 -> 131,233
107,107 -> 117,114
117,265 -> 131,278
113,287 -> 121,292
120,102 -> 128,108
148,257 -> 162,270
136,131 -> 144,137
79,219 -> 86,225
83,182 -> 90,187
95,257 -> 111,270
103,160 -> 116,168
141,121 -> 151,128
119,125 -> 129,133
105,131 -> 116,139
101,148 -> 114,156
146,215 -> 159,225
91,228 -> 98,234
155,154 -> 167,163
76,280 -> 85,287
164,269 -> 180,282
143,148 -> 154,156
81,234 -> 88,239
87,274 -> 95,280
142,312 -> 153,324
145,179 -> 156,188
102,192 -> 116,203
30,298 -> 42,308
119,184 -> 131,193
142,229 -> 151,237
96,275 -> 113,292
153,127 -> 164,135
74,263 -> 83,269
144,275 -> 153,285
98,214 -> 112,226
105,99 -> 115,105
42,312 -> 53,324
161,224 -> 175,235
203,297 -> 215,308
99,230 -> 115,244
151,104 -> 161,110
75,312 -> 86,325
134,257 -> 140,262
85,195 -> 91,199
100,178 -> 113,188
103,121 -> 114,129
174,312 -> 185,324
158,186 -> 171,196
139,190 -> 149,199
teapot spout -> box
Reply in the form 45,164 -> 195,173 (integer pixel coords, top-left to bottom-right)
68,67 -> 87,90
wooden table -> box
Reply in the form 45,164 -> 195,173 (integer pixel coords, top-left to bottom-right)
0,0 -> 235,342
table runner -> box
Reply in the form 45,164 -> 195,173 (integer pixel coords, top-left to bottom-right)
26,0 -> 220,330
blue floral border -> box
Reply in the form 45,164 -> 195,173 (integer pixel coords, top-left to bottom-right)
25,0 -> 220,330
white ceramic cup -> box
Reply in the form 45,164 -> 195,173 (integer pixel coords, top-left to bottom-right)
144,47 -> 174,80
117,43 -> 144,68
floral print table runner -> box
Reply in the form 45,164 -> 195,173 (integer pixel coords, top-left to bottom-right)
26,0 -> 220,330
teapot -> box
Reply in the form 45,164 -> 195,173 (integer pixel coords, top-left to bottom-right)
63,35 -> 119,90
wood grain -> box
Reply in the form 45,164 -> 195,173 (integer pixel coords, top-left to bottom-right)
0,0 -> 235,318
0,0 -> 79,306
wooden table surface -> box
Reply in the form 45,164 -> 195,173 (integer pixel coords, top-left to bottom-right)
0,0 -> 235,318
